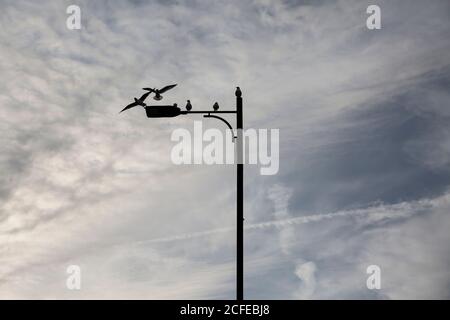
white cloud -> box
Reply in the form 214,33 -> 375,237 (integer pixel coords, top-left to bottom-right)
0,0 -> 449,299
294,261 -> 317,299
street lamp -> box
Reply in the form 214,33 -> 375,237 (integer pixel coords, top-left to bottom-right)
122,87 -> 244,300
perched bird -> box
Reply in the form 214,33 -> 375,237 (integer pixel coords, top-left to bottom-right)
235,86 -> 242,97
213,102 -> 219,111
142,84 -> 177,101
186,100 -> 192,111
119,91 -> 151,113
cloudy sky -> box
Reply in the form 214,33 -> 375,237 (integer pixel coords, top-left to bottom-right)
1,0 -> 450,299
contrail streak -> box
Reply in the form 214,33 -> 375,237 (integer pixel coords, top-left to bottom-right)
135,198 -> 435,245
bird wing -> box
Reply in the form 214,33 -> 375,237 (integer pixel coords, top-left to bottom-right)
119,101 -> 139,113
142,88 -> 154,92
158,84 -> 177,93
139,91 -> 152,102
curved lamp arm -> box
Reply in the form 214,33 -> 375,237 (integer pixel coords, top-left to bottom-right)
203,113 -> 237,142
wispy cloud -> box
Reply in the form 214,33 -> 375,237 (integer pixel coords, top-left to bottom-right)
0,0 -> 449,299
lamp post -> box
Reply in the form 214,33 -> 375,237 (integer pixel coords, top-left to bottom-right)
132,87 -> 244,300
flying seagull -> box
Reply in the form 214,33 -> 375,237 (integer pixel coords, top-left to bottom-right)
143,84 -> 177,101
119,91 -> 151,113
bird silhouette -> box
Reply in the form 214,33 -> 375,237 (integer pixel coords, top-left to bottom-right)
119,91 -> 151,113
213,102 -> 219,111
142,84 -> 177,101
235,87 -> 242,97
186,100 -> 192,111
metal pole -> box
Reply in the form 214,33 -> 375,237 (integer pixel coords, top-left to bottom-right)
122,86 -> 244,299
236,87 -> 244,300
